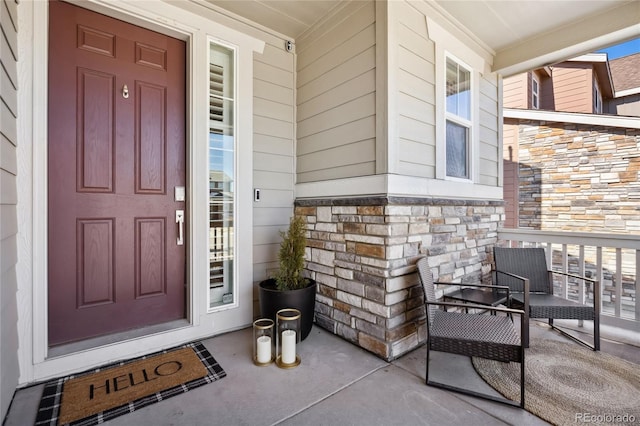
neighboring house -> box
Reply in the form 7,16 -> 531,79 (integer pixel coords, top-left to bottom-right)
609,53 -> 640,116
1,0 -> 638,419
503,52 -> 640,117
502,52 -> 640,322
503,52 -> 640,229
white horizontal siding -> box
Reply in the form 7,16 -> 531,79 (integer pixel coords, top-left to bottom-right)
297,1 -> 375,70
253,35 -> 296,286
298,65 -> 375,121
394,0 -> 499,188
0,134 -> 16,176
0,169 -> 17,204
254,79 -> 293,106
297,23 -> 375,87
253,170 -> 291,191
254,97 -> 293,123
298,115 -> 375,156
295,1 -> 376,183
298,139 -> 375,172
0,0 -> 19,419
1,64 -> 17,116
253,207 -> 293,227
398,92 -> 435,125
297,162 -> 375,184
254,152 -> 293,175
0,100 -> 17,144
254,133 -> 292,157
398,114 -> 434,148
398,138 -> 436,178
253,115 -> 293,140
479,75 -> 500,186
297,92 -> 375,138
396,1 -> 436,178
253,60 -> 291,87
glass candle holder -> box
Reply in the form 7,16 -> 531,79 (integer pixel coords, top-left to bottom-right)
253,318 -> 274,366
276,308 -> 301,368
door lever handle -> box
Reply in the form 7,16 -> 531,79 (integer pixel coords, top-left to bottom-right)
176,210 -> 185,245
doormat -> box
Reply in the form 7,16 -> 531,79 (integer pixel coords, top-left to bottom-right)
34,342 -> 226,426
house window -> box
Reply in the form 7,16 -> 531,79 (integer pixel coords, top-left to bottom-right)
445,56 -> 471,179
532,74 -> 540,109
208,41 -> 236,308
594,83 -> 603,114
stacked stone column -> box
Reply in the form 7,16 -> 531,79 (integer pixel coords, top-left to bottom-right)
295,197 -> 504,360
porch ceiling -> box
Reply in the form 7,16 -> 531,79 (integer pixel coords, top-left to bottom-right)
202,0 -> 639,76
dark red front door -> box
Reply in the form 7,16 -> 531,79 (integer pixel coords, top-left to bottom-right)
47,0 -> 186,346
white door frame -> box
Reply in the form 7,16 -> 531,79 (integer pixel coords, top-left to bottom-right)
17,0 -> 262,384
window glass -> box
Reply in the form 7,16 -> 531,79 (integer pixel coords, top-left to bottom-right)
594,84 -> 602,114
532,76 -> 539,109
446,58 -> 470,120
209,42 -> 235,309
445,56 -> 471,179
446,120 -> 468,178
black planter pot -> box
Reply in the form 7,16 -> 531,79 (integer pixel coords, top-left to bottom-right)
258,278 -> 317,341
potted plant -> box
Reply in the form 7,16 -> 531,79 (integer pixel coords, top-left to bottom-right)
258,215 -> 316,341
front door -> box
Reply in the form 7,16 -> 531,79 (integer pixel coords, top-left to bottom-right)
47,0 -> 186,346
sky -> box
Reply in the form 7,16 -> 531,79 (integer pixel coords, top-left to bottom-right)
598,37 -> 640,60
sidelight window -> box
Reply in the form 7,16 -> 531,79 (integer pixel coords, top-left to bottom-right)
208,41 -> 236,309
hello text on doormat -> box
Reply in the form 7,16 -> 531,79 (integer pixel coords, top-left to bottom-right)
35,342 -> 226,426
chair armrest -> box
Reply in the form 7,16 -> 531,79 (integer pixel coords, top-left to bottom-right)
434,282 -> 510,292
550,270 -> 597,285
435,281 -> 510,303
550,270 -> 600,311
492,268 -> 531,313
425,300 -> 525,317
494,269 -> 528,283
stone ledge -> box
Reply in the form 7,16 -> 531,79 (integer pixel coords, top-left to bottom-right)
296,196 -> 505,207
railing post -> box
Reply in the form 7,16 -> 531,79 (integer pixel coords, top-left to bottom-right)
562,244 -> 568,299
596,247 -> 603,316
578,246 -> 585,327
636,249 -> 640,322
615,248 -> 622,318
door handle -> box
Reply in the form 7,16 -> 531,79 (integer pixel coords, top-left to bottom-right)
176,210 -> 184,245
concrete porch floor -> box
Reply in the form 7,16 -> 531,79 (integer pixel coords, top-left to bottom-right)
5,320 -> 639,426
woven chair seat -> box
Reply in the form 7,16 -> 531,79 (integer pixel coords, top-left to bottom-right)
417,257 -> 526,407
430,311 -> 521,362
511,293 -> 595,320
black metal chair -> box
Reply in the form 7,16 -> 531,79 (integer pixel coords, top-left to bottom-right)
493,247 -> 600,351
417,257 -> 526,408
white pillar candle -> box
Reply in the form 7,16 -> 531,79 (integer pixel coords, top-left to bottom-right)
256,335 -> 271,363
281,329 -> 296,364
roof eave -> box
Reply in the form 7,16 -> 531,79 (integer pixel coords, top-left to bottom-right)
492,1 -> 640,77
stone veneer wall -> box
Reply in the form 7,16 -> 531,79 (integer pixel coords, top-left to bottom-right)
512,119 -> 640,232
295,197 -> 504,361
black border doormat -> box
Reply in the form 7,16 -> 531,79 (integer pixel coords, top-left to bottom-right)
34,341 -> 226,426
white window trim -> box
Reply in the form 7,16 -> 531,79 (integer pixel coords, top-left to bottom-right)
444,53 -> 473,180
594,80 -> 603,114
206,37 -> 239,313
428,17 -> 484,184
532,73 -> 540,110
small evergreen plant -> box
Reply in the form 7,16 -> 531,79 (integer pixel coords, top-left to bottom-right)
275,215 -> 309,291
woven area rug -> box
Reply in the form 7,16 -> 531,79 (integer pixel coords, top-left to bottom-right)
35,341 -> 225,426
472,339 -> 640,426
